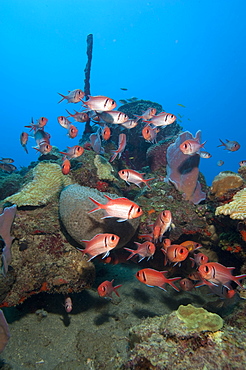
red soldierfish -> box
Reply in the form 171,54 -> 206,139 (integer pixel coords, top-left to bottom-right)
67,124 -> 78,139
57,116 -> 71,129
198,262 -> 246,289
58,89 -> 85,104
59,145 -> 84,158
61,156 -> 71,175
124,241 -> 156,262
149,112 -> 176,127
78,233 -> 119,261
64,297 -> 73,313
118,169 -> 154,189
142,124 -> 159,143
25,117 -> 48,132
190,252 -> 209,268
162,244 -> 189,266
134,107 -> 157,121
88,194 -> 143,222
179,139 -> 206,155
101,125 -> 111,140
109,133 -> 126,162
120,119 -> 138,129
89,129 -> 104,154
239,160 -> 246,167
65,109 -> 89,122
82,95 -> 117,111
152,210 -> 173,243
218,139 -> 240,152
97,279 -> 122,298
179,241 -> 202,252
33,143 -> 52,155
20,132 -> 29,153
179,278 -> 195,291
97,111 -> 129,124
136,268 -> 181,291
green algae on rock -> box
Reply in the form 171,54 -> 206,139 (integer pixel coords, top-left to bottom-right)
94,154 -> 116,181
4,162 -> 72,207
175,304 -> 223,333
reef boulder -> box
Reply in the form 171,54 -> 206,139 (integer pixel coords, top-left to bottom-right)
59,184 -> 140,249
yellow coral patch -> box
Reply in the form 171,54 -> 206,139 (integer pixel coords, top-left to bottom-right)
5,162 -> 72,206
215,187 -> 246,219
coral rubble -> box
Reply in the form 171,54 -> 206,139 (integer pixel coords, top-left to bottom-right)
4,162 -> 72,207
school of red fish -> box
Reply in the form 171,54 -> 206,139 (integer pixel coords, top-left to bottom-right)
16,89 -> 246,305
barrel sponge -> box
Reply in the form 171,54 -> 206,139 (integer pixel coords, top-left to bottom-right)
215,187 -> 246,219
176,304 -> 223,333
5,162 -> 72,206
59,184 -> 139,248
94,155 -> 116,181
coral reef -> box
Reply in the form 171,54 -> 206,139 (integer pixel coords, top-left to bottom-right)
209,171 -> 244,201
146,139 -> 172,172
0,199 -> 95,307
0,205 -> 17,276
123,304 -> 246,369
215,187 -> 246,219
166,131 -> 206,204
94,154 -> 116,181
0,173 -> 24,201
59,184 -> 140,249
4,162 -> 72,207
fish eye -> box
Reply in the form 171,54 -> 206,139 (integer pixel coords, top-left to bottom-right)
136,272 -> 140,277
112,100 -> 115,105
184,144 -> 188,149
137,207 -> 141,213
102,286 -> 106,292
180,248 -> 184,254
205,265 -> 209,272
111,235 -> 115,240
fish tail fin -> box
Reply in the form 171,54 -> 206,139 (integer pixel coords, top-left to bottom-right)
65,109 -> 72,117
167,277 -> 181,291
201,140 -> 207,148
113,284 -> 122,297
234,274 -> 246,287
109,150 -> 119,162
23,146 -> 28,154
57,92 -> 66,104
59,151 -> 68,155
88,197 -> 103,213
217,139 -> 225,147
144,177 -> 155,188
124,248 -> 136,260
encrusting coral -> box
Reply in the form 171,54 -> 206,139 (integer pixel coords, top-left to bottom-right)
94,155 -> 116,181
215,187 -> 246,219
209,171 -> 244,200
4,162 -> 72,207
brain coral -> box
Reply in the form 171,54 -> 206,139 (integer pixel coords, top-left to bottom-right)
59,184 -> 140,249
215,187 -> 246,219
209,171 -> 244,199
5,162 -> 72,206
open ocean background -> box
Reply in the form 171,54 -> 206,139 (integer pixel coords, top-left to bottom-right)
1,0 -> 246,185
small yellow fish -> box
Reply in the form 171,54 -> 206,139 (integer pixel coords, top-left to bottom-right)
177,104 -> 186,108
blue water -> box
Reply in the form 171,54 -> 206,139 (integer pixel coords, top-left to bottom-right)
1,0 -> 245,185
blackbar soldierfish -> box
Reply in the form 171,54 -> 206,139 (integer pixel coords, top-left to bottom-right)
136,268 -> 181,291
124,241 -> 155,262
134,107 -> 157,121
78,233 -> 120,261
142,124 -> 159,143
20,132 -> 29,153
198,262 -> 246,289
88,194 -> 143,222
98,111 -> 128,124
58,89 -> 85,104
65,109 -> 89,123
97,279 -> 122,298
59,145 -> 84,158
162,244 -> 189,266
152,210 -> 173,243
149,112 -> 176,127
82,95 -> 117,111
179,139 -> 206,155
118,169 -> 154,189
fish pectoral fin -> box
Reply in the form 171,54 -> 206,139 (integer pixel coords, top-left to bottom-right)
116,218 -> 127,222
102,251 -> 110,259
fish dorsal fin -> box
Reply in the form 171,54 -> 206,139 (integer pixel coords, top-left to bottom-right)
103,194 -> 113,201
227,267 -> 235,270
161,271 -> 168,275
